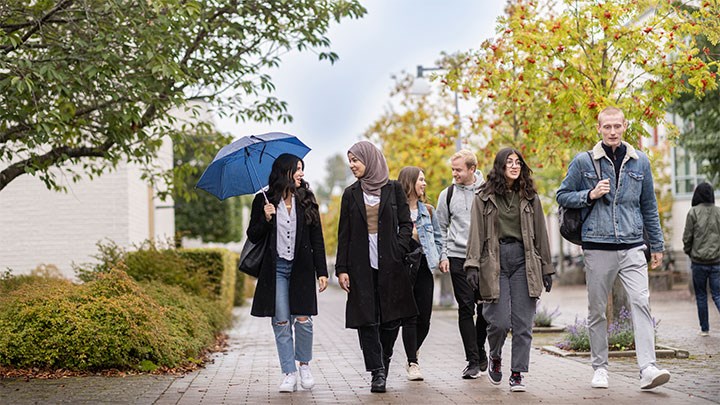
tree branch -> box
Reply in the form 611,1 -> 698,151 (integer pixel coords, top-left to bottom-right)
0,140 -> 114,192
0,98 -> 127,145
1,0 -> 76,54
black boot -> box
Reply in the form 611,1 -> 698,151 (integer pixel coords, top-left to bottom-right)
371,370 -> 386,393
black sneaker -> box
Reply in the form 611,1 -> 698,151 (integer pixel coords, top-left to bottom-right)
462,362 -> 481,379
509,371 -> 526,392
478,351 -> 488,372
487,357 -> 502,385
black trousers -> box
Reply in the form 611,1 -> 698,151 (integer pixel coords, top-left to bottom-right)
449,256 -> 488,364
357,268 -> 402,372
401,255 -> 434,364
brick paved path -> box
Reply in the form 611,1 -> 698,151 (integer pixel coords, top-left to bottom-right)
1,284 -> 717,404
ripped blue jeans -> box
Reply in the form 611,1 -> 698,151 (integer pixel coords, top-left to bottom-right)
273,257 -> 313,374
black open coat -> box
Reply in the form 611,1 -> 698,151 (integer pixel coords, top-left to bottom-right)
335,180 -> 418,328
247,193 -> 327,317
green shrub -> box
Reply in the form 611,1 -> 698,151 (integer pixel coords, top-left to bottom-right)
0,269 -> 224,371
74,240 -> 238,321
178,248 -> 237,318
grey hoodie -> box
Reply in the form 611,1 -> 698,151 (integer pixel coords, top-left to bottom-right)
436,169 -> 484,261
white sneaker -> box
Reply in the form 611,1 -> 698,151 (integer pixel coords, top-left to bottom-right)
640,365 -> 670,390
278,372 -> 297,393
699,331 -> 710,337
406,362 -> 424,381
591,368 -> 609,389
299,365 -> 315,390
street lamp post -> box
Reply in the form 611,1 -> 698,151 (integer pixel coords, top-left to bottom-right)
414,65 -> 462,151
413,65 -> 462,308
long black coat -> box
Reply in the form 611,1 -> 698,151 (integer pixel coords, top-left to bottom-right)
247,193 -> 327,317
335,180 -> 418,328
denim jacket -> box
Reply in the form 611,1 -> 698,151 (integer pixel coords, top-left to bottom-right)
556,141 -> 664,252
413,201 -> 443,272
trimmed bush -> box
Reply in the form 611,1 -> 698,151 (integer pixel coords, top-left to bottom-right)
178,248 -> 237,320
0,269 -> 224,371
75,241 -> 238,322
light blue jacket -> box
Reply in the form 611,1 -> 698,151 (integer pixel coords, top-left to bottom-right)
413,201 -> 443,272
556,141 -> 664,252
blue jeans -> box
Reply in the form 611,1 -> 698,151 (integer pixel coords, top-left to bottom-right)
691,262 -> 720,332
273,257 -> 313,374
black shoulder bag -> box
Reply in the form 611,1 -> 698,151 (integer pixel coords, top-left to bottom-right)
239,233 -> 269,278
559,152 -> 601,245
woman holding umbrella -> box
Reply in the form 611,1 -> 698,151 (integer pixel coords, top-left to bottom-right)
335,141 -> 418,393
246,153 -> 328,393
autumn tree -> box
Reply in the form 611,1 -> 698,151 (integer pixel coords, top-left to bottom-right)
0,0 -> 365,194
447,0 -> 718,190
669,2 -> 720,183
365,72 -> 457,205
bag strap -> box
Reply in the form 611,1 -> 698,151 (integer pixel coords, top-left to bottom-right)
446,183 -> 454,219
580,151 -> 601,223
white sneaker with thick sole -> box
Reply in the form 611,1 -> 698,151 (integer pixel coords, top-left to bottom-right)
406,362 -> 424,381
591,368 -> 609,388
640,365 -> 670,390
278,372 -> 297,393
299,365 -> 315,390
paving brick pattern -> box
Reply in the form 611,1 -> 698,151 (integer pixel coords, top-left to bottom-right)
1,283 -> 717,404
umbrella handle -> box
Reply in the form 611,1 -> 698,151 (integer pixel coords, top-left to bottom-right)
245,148 -> 270,205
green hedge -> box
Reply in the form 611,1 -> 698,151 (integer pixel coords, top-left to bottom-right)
0,270 -> 224,371
76,241 -> 240,322
177,248 -> 238,319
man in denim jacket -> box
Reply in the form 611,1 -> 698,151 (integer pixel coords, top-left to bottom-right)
556,107 -> 670,391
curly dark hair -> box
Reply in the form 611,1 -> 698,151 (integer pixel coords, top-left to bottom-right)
479,147 -> 537,199
267,153 -> 320,226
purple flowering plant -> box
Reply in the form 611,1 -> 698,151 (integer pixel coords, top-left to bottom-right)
557,306 -> 660,352
534,301 -> 561,327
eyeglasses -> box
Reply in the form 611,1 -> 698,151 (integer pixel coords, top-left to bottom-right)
506,160 -> 524,168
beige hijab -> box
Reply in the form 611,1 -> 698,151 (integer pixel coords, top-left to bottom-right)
348,141 -> 389,196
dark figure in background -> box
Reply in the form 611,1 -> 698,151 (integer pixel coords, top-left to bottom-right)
683,182 -> 720,337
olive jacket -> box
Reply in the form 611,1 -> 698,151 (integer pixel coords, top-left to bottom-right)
464,190 -> 554,301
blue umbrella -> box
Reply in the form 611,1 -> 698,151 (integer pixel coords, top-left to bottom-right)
195,132 -> 311,201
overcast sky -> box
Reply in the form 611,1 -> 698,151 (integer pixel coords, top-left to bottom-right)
216,1 -> 507,186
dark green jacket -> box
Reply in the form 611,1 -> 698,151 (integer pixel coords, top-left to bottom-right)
683,203 -> 720,264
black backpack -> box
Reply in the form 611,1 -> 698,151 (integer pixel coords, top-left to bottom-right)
558,152 -> 601,245
446,183 -> 455,219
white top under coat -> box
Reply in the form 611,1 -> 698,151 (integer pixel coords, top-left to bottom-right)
364,192 -> 380,269
276,195 -> 297,261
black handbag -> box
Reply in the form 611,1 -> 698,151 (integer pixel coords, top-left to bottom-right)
404,238 -> 423,285
238,235 -> 268,278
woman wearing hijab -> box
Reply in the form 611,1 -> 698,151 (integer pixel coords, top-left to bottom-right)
246,153 -> 328,393
335,141 -> 418,393
464,148 -> 554,392
682,182 -> 720,337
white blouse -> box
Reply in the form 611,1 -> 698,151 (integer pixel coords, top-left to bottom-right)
276,196 -> 297,261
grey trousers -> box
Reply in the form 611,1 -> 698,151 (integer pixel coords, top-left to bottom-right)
584,247 -> 656,371
482,242 -> 536,372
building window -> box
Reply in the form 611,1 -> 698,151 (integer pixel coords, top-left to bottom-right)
672,146 -> 704,196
